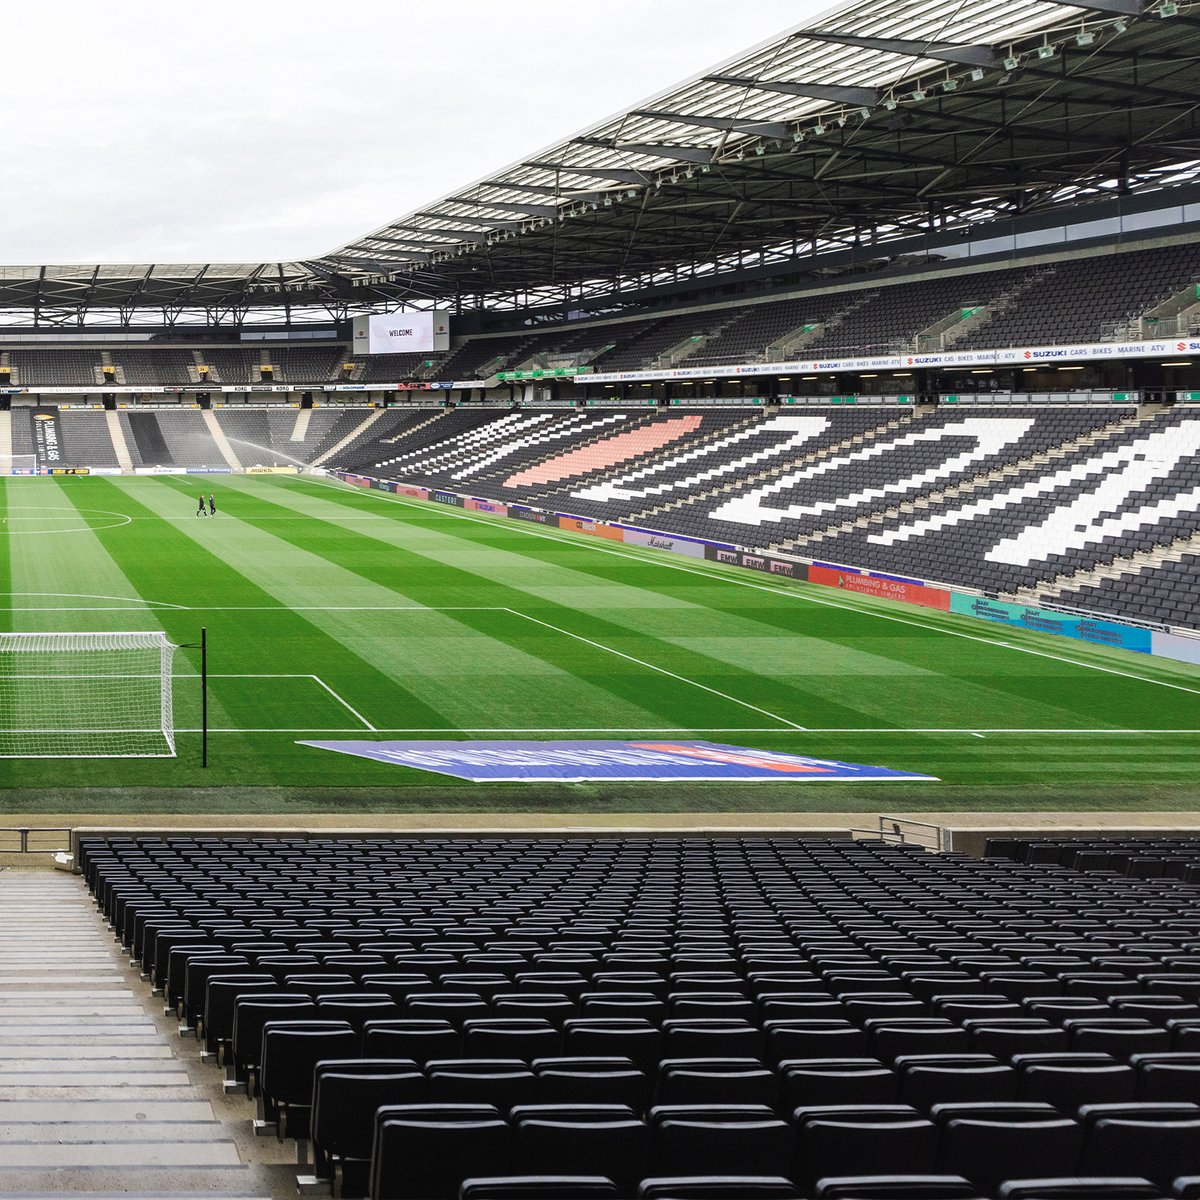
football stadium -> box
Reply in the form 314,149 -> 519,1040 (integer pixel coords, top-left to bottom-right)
3,1 -> 1200,1197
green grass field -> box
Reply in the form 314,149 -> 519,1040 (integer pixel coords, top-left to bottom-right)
2,473 -> 1199,815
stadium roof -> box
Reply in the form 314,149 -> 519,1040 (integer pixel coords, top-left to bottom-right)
4,0 -> 1199,322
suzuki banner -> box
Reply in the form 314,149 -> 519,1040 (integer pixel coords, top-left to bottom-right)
582,338 -> 1200,385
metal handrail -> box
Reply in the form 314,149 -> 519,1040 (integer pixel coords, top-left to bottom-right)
0,827 -> 73,853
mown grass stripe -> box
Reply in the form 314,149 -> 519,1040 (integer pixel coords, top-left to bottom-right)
213,475 -> 815,731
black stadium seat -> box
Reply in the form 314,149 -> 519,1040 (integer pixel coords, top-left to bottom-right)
78,834 -> 1200,1200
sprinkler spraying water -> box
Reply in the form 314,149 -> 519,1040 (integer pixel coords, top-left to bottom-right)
224,438 -> 315,471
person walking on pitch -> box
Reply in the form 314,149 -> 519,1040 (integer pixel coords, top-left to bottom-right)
196,495 -> 206,517
208,493 -> 216,517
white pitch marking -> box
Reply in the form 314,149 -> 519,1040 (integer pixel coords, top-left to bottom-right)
309,675 -> 377,731
304,475 -> 1200,703
174,671 -> 378,730
182,726 -> 791,734
175,726 -> 1200,735
502,607 -> 805,731
0,591 -> 187,610
0,507 -> 132,535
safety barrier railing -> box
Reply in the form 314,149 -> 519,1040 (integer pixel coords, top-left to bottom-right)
0,827 -> 73,854
850,815 -> 945,851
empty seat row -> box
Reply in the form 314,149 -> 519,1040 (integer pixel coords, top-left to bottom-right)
361,1098 -> 1200,1199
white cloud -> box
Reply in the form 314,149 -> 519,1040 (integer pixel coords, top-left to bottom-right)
0,0 -> 822,263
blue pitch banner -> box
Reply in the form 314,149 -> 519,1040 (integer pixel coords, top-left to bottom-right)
298,738 -> 937,783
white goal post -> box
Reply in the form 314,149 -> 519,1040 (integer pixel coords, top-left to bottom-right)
0,631 -> 178,758
1,453 -> 38,475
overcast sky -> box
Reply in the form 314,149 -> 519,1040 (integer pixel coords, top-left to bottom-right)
0,1 -> 827,266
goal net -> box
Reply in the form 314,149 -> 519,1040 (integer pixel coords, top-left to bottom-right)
1,454 -> 38,475
0,632 -> 177,757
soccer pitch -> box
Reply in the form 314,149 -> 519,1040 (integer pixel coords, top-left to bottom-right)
2,473 -> 1199,815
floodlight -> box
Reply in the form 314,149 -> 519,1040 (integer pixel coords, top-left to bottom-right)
910,87 -> 926,101
1075,29 -> 1095,45
1113,18 -> 1127,31
858,106 -> 871,119
968,67 -> 984,81
1036,42 -> 1056,59
1003,54 -> 1021,70
813,122 -> 827,135
883,96 -> 898,110
942,77 -> 958,92
1160,1 -> 1178,15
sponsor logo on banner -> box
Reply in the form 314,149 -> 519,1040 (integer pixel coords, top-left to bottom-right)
186,467 -> 234,475
578,338 -> 1200,385
299,738 -> 937,782
948,594 -> 1152,652
809,564 -> 951,610
247,466 -> 300,475
622,528 -> 709,558
431,491 -> 464,507
508,507 -> 559,527
48,467 -> 88,475
705,546 -> 805,578
558,516 -> 624,540
31,408 -> 62,464
341,474 -> 373,488
466,498 -> 508,514
394,484 -> 429,499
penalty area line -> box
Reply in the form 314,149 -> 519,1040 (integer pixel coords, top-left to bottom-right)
504,607 -> 806,732
309,675 -> 377,731
173,725 -> 1200,735
173,671 -> 377,731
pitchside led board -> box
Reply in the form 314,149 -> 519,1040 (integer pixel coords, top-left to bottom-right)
352,312 -> 450,356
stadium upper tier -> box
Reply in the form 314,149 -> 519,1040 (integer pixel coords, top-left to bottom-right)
1,0 -> 1198,317
3,240 -> 1200,388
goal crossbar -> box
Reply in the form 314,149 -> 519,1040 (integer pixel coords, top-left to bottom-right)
0,631 -> 178,758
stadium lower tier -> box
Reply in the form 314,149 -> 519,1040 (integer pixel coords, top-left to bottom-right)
6,398 -> 1198,631
80,834 -> 1200,1200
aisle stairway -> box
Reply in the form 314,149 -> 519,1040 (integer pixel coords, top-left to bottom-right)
0,869 -> 274,1197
